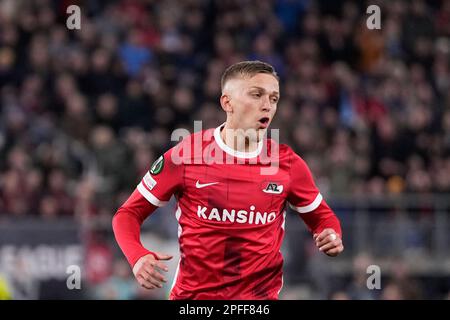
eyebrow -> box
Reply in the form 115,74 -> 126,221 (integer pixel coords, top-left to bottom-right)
249,86 -> 280,95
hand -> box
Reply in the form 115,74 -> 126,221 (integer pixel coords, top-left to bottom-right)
132,252 -> 173,289
313,228 -> 344,257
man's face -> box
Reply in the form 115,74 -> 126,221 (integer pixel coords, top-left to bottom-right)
221,73 -> 280,136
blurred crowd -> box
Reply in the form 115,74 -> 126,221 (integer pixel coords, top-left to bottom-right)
1,0 -> 449,299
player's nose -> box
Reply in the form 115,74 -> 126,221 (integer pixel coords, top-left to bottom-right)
261,96 -> 272,112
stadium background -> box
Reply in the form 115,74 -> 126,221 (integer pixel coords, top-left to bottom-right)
0,0 -> 449,299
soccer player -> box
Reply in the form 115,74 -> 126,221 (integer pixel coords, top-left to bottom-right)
112,61 -> 344,299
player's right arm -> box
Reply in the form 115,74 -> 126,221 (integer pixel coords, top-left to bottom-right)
112,148 -> 183,289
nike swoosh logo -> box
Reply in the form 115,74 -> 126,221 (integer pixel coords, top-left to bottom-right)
196,181 -> 219,188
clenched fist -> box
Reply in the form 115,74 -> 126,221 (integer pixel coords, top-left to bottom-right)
313,228 -> 344,257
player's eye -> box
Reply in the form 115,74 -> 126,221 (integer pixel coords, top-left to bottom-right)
251,92 -> 261,98
271,97 -> 279,103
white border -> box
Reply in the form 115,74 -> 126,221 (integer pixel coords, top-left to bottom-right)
289,193 -> 323,213
137,182 -> 168,207
213,124 -> 264,159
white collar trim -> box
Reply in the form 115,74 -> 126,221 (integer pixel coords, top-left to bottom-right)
213,123 -> 264,159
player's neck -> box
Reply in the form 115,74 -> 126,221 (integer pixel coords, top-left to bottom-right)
221,124 -> 260,154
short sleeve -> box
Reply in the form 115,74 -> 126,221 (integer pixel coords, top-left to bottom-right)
137,148 -> 183,207
287,152 -> 323,214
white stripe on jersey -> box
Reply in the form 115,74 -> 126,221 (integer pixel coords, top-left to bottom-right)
175,206 -> 182,238
170,206 -> 182,293
170,259 -> 181,293
289,192 -> 323,213
137,182 -> 168,207
281,210 -> 286,230
277,273 -> 284,297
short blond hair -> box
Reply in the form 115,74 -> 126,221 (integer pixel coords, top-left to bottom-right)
221,60 -> 279,91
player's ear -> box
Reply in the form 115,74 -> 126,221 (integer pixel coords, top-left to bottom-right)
220,94 -> 233,113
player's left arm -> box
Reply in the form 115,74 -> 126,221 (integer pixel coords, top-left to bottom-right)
287,152 -> 344,257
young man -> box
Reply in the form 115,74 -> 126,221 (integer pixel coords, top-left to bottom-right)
112,61 -> 343,299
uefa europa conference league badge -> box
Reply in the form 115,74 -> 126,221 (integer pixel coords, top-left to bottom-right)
150,156 -> 164,175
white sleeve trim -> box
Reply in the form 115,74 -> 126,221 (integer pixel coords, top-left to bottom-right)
137,182 -> 168,207
289,193 -> 323,213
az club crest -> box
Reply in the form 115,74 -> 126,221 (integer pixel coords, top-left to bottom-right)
263,183 -> 283,194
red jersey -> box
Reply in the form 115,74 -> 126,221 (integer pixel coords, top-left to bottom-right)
113,124 -> 342,300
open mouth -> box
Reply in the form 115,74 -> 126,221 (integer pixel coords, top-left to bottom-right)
258,117 -> 270,126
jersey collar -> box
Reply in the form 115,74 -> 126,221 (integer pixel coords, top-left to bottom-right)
213,123 -> 264,159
